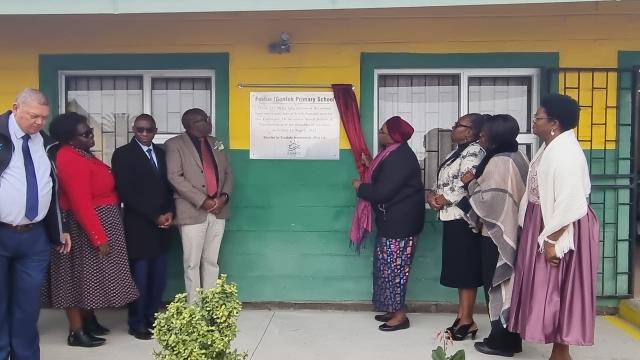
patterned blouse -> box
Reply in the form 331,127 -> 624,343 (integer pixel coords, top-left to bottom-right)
434,142 -> 485,221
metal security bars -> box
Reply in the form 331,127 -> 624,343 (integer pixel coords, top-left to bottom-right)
61,71 -> 214,163
550,68 -> 637,297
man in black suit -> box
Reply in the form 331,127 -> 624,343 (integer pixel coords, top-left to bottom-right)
111,114 -> 175,340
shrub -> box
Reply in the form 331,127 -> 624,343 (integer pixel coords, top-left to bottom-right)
153,275 -> 247,360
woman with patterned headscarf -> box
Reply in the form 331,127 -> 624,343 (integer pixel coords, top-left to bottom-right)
351,116 -> 425,331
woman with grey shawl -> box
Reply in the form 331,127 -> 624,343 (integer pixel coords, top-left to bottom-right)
458,114 -> 528,357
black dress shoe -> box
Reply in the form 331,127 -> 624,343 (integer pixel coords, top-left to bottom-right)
129,328 -> 153,340
378,317 -> 410,332
474,341 -> 514,357
67,329 -> 106,347
84,314 -> 110,336
506,332 -> 523,353
374,313 -> 393,322
85,332 -> 107,343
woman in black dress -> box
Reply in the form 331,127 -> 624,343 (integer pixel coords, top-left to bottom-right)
427,113 -> 487,340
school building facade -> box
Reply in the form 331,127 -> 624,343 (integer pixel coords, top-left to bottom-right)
1,0 -> 639,307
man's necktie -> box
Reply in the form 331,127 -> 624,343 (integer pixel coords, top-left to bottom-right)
146,148 -> 159,172
199,138 -> 218,196
22,134 -> 39,221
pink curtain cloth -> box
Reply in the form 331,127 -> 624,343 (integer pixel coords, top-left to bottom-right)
349,143 -> 401,248
331,84 -> 371,179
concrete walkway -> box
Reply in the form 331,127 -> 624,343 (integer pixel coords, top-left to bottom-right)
39,309 -> 640,360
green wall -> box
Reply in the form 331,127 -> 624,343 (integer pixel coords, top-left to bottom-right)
167,150 -> 454,302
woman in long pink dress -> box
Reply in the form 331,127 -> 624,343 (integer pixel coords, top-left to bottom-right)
509,94 -> 600,360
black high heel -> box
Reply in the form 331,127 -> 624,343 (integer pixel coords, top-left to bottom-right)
445,318 -> 460,335
450,322 -> 478,341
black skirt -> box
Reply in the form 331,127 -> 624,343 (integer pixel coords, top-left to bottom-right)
440,218 -> 483,288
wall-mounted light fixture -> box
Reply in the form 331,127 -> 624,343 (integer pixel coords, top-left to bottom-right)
268,32 -> 291,54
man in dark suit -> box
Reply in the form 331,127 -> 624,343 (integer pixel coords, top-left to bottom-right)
0,89 -> 70,359
111,114 -> 174,340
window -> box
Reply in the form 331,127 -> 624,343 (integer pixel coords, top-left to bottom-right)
60,70 -> 214,163
376,68 -> 540,190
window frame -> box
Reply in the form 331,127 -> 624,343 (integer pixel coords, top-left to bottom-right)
59,69 -> 215,142
373,67 -> 541,156
39,53 -> 230,144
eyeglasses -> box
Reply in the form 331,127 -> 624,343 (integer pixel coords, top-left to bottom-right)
453,122 -> 472,130
533,116 -> 553,121
76,127 -> 94,138
134,126 -> 158,134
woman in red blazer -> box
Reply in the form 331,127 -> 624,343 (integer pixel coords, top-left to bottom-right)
42,112 -> 138,347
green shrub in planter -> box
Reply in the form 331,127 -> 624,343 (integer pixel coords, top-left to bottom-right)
153,275 -> 247,360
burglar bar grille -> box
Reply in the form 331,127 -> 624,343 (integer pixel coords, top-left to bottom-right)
551,68 -> 637,297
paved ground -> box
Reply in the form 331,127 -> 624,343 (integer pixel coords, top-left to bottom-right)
39,309 -> 640,360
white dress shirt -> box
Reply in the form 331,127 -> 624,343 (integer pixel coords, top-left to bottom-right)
0,114 -> 52,225
136,139 -> 158,167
